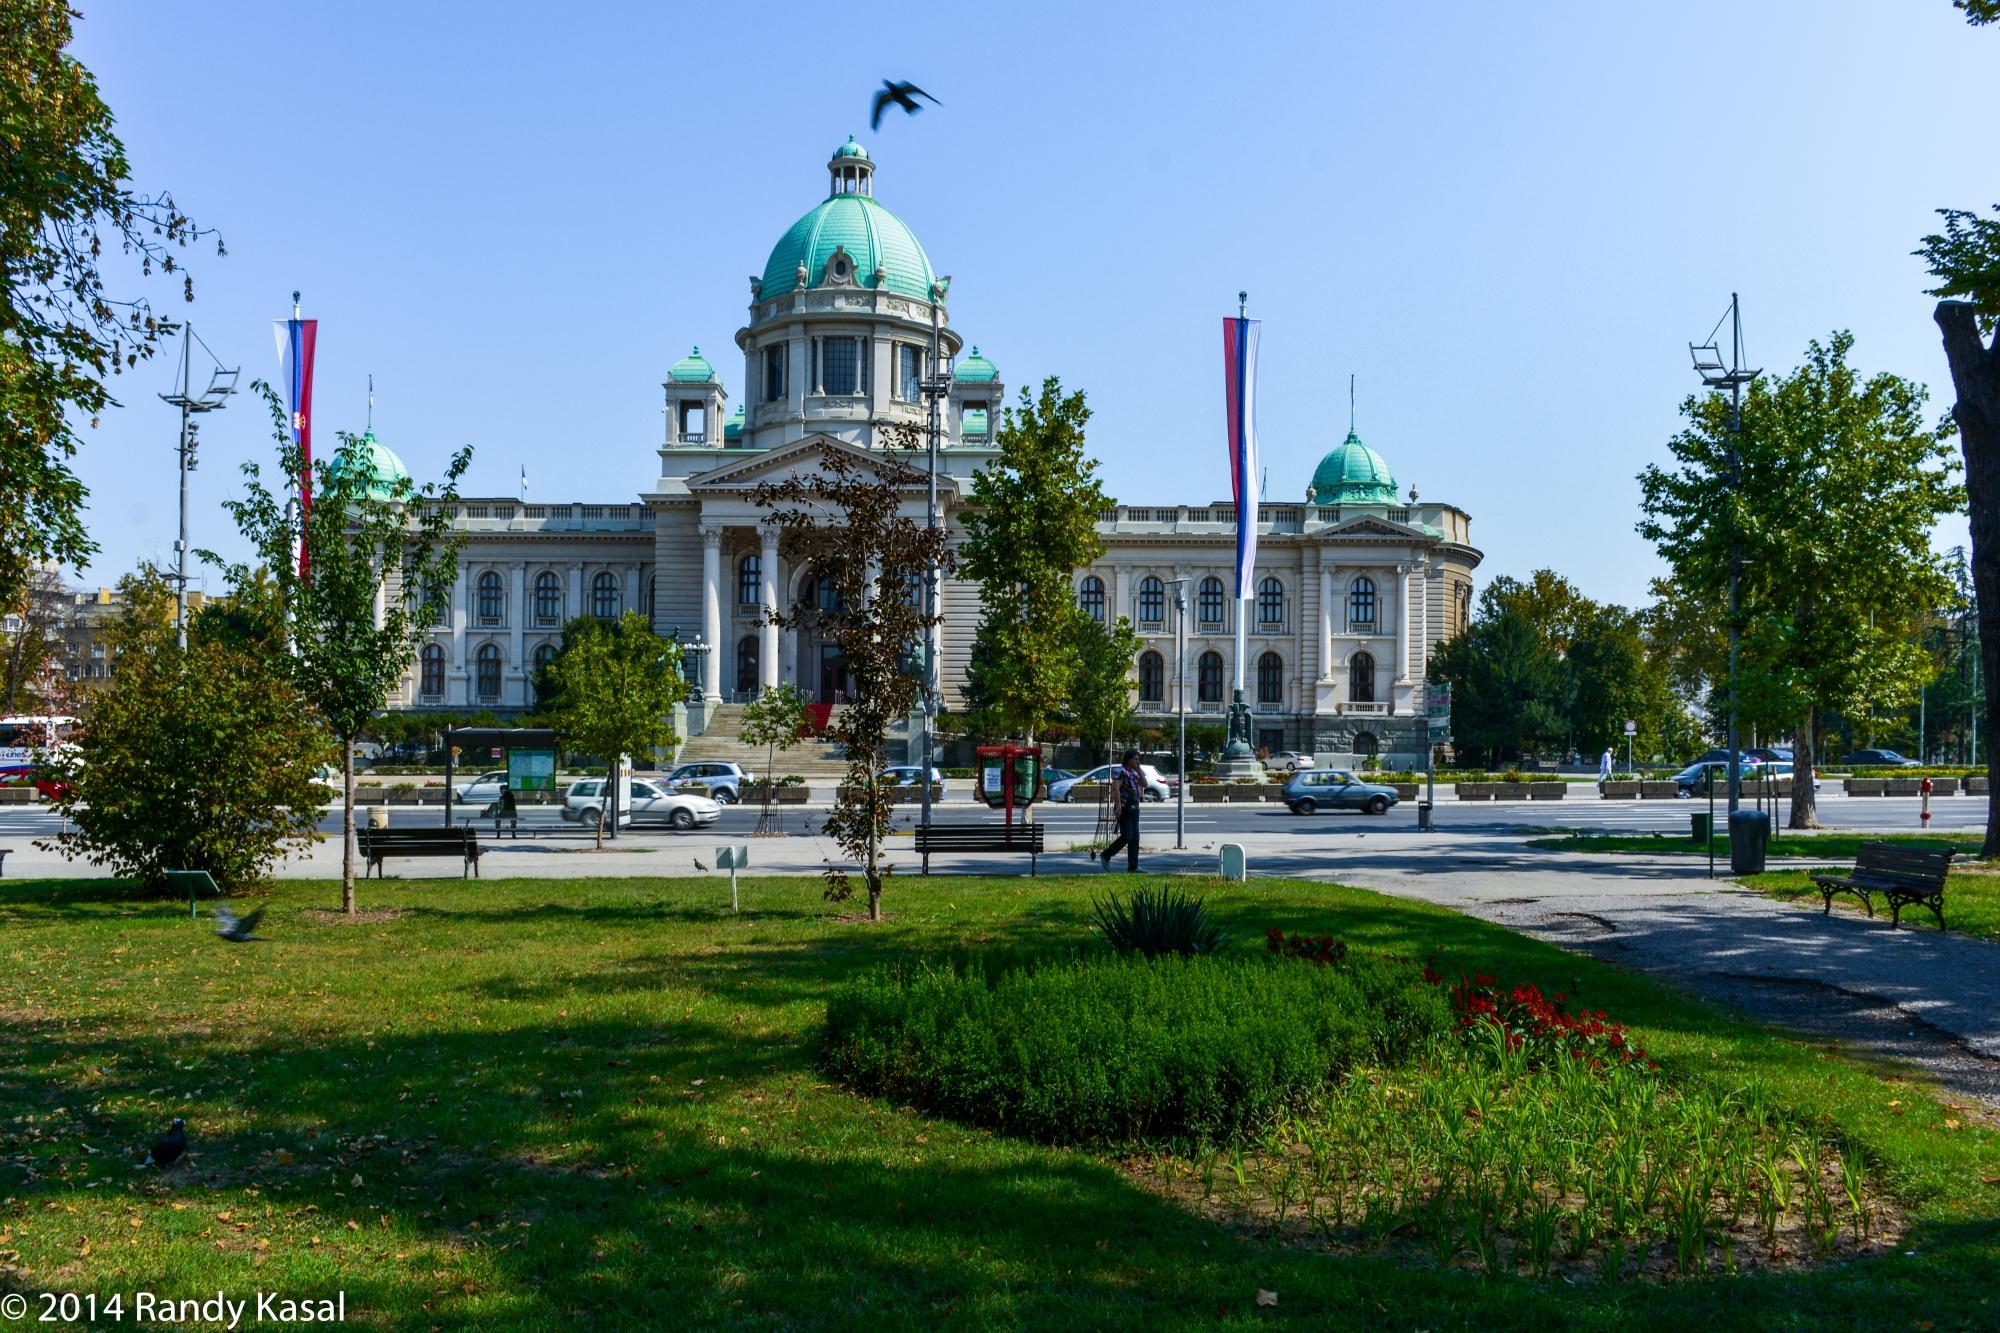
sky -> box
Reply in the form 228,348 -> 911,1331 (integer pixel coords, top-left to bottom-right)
58,0 -> 1996,609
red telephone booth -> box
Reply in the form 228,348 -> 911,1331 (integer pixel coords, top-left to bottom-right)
975,745 -> 1042,826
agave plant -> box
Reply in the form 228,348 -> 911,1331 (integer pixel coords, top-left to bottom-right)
1091,884 -> 1230,958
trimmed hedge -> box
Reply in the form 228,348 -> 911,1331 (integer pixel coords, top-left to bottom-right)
821,952 -> 1448,1147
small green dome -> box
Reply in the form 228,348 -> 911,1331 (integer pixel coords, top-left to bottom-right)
1307,430 -> 1398,506
761,193 -> 937,302
721,404 -> 745,441
326,429 -> 412,502
669,346 -> 718,383
831,135 -> 870,161
954,346 -> 998,383
961,408 -> 989,438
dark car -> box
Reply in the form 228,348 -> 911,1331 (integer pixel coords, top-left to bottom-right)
1283,769 -> 1400,816
1690,747 -> 1791,766
1840,749 -> 1919,768
1670,759 -> 1766,797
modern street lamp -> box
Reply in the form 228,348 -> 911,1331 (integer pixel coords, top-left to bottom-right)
158,325 -> 239,649
1688,293 -> 1759,815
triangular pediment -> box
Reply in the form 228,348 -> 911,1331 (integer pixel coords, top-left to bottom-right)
684,433 -> 951,495
1320,515 -> 1424,540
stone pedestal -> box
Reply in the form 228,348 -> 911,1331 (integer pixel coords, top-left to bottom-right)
1212,691 -> 1265,780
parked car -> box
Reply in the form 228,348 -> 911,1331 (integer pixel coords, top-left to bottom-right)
1264,751 -> 1315,773
1039,767 -> 1080,787
1671,758 -> 1766,797
310,764 -> 341,796
561,778 -> 720,830
453,769 -> 510,804
879,764 -> 946,798
663,760 -> 755,804
1749,747 -> 1794,763
1839,749 -> 1920,769
1049,763 -> 1172,803
1283,769 -> 1400,816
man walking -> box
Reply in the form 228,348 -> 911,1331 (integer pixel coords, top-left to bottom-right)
1598,747 -> 1615,784
1100,749 -> 1145,872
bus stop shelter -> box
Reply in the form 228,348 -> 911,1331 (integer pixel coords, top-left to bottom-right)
442,727 -> 560,826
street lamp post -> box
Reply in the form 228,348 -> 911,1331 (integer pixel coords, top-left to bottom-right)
158,325 -> 239,649
1168,576 -> 1190,849
1689,294 -> 1759,816
918,285 -> 952,861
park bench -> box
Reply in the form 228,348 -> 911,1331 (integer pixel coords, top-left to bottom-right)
163,869 -> 219,918
1810,841 -> 1953,930
357,826 -> 482,878
912,821 -> 1045,876
0,847 -> 9,877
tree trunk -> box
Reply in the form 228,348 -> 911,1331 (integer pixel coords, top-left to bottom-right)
342,734 -> 357,914
1788,706 -> 1819,829
1936,301 -> 2000,859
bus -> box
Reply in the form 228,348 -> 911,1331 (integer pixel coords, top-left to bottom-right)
0,715 -> 78,799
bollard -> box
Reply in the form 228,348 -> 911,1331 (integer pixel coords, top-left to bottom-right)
1417,800 -> 1433,832
1218,843 -> 1247,882
1921,776 -> 1932,828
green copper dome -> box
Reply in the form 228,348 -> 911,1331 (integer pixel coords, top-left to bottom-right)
669,346 -> 718,383
831,135 -> 870,161
721,404 -> 745,442
326,429 -> 412,502
760,166 -> 938,302
954,346 -> 998,383
1307,430 -> 1398,506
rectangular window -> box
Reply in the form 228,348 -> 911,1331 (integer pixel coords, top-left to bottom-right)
823,338 -> 858,395
899,345 -> 921,404
763,343 -> 786,402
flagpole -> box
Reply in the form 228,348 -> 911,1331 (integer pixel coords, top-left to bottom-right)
1217,291 -> 1261,780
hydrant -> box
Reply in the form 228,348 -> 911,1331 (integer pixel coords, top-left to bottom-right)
1920,775 -> 1932,827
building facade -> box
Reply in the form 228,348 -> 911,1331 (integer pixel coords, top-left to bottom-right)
380,139 -> 1481,760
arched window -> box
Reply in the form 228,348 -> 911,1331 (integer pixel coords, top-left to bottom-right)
420,643 -> 444,698
475,643 -> 502,700
1078,575 -> 1106,624
1349,577 -> 1376,629
1138,650 -> 1165,703
1138,576 -> 1165,624
738,554 -> 761,606
1350,650 -> 1376,704
815,574 -> 843,613
644,574 -> 656,618
1198,650 -> 1224,704
1198,576 -> 1225,627
1257,651 -> 1284,705
1353,730 -> 1380,758
533,571 -> 561,624
1257,577 -> 1284,627
736,635 -> 758,697
531,642 -> 558,704
591,571 -> 620,621
476,570 -> 504,625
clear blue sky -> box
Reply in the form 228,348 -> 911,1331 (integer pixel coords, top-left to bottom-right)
64,0 -> 1994,609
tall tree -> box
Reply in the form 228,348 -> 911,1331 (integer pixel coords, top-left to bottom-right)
1428,607 -> 1566,767
1067,611 -> 1141,763
40,568 -> 327,889
0,1 -> 217,611
1,562 -> 67,712
542,612 -> 687,848
203,384 -> 468,911
958,379 -> 1110,742
754,437 -> 952,921
1639,333 -> 1961,827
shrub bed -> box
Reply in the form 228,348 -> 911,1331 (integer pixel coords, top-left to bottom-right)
822,951 -> 1448,1148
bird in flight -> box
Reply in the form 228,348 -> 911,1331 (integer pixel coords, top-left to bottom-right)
871,80 -> 939,131
214,905 -> 265,943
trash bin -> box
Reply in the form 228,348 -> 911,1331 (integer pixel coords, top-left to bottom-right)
1417,800 -> 1433,832
1690,811 -> 1710,843
1728,809 -> 1770,875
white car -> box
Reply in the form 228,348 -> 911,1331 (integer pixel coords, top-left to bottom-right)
562,777 -> 720,831
453,769 -> 510,804
1265,751 -> 1315,773
1049,763 -> 1172,803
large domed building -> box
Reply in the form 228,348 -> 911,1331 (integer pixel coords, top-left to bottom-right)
393,140 -> 1480,761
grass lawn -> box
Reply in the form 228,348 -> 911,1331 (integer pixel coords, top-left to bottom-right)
1526,830 -> 1986,861
1737,865 -> 2000,942
4,873 -> 2000,1329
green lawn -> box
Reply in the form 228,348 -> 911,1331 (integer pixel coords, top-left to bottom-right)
1526,830 -> 1985,861
4,874 -> 1999,1329
1738,866 -> 2000,942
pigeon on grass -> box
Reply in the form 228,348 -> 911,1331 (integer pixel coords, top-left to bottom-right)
142,1118 -> 187,1168
214,905 -> 265,943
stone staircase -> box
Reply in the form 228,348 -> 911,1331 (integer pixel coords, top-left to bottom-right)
676,703 -> 859,780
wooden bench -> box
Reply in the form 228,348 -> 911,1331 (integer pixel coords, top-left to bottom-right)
912,821 -> 1046,876
163,869 -> 219,918
0,847 -> 9,877
356,826 -> 482,878
1811,841 -> 1953,929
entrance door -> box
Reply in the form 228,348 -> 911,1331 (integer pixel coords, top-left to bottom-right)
1257,728 -> 1286,755
817,645 -> 850,702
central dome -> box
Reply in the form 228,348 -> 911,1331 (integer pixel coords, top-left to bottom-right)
759,140 -> 938,302
326,429 -> 412,502
1307,430 -> 1398,506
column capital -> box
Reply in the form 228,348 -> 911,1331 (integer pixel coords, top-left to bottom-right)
699,525 -> 725,549
759,523 -> 780,552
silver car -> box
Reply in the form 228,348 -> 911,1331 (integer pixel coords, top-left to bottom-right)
562,778 -> 720,831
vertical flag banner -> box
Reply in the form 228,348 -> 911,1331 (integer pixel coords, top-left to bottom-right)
1223,314 -> 1261,598
274,311 -> 318,575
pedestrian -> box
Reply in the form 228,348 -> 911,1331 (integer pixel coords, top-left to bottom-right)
1598,747 -> 1615,784
1100,749 -> 1145,872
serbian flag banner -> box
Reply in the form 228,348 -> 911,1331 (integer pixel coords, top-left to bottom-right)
274,312 -> 318,575
1223,314 -> 1261,598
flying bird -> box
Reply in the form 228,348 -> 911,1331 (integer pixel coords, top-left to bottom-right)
693,856 -> 709,872
143,1118 -> 187,1168
871,80 -> 939,131
214,905 -> 265,943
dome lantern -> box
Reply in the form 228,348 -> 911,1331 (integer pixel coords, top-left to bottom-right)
828,136 -> 873,197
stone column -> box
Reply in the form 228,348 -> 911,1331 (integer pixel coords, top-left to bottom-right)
567,562 -> 584,623
1318,562 -> 1335,679
1395,563 -> 1412,688
509,562 -> 526,704
759,527 -> 780,691
700,526 -> 724,700
449,570 -> 469,706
